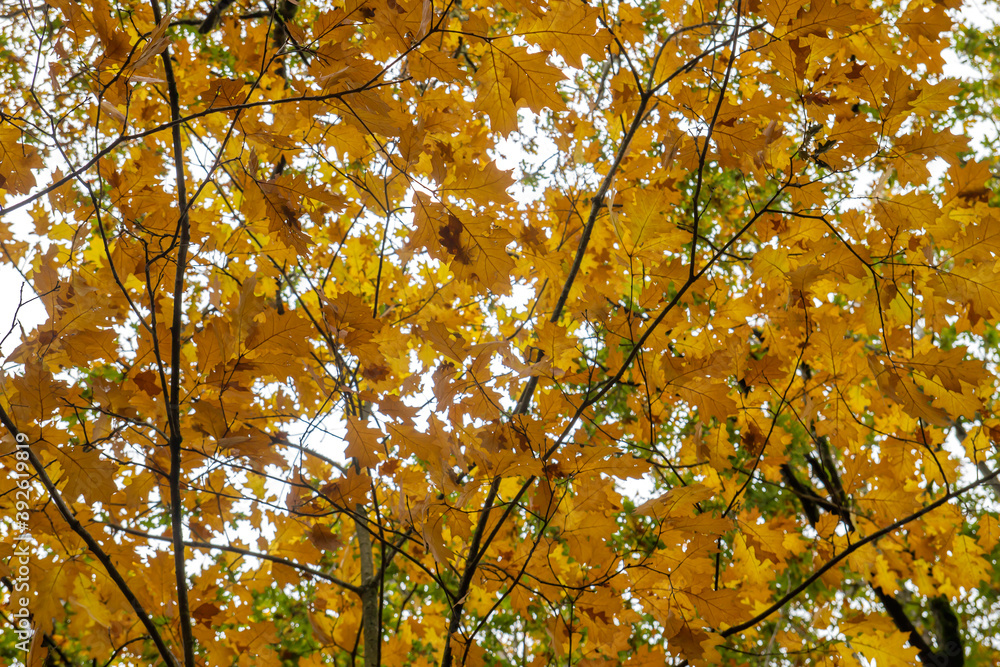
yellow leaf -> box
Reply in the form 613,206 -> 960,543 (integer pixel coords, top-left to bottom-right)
635,483 -> 714,519
848,630 -> 921,667
345,416 -> 383,469
475,45 -> 565,135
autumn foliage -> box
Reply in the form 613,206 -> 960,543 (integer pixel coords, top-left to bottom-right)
3,0 -> 1000,664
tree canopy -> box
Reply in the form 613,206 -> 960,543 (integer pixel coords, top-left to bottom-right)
2,0 -> 1000,664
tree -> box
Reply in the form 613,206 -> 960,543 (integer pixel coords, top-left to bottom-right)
1,0 -> 999,664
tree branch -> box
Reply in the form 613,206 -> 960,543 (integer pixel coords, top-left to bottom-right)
354,505 -> 381,667
720,468 -> 1000,639
149,1 -> 195,663
871,584 -> 936,663
106,522 -> 362,593
0,406 -> 180,667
